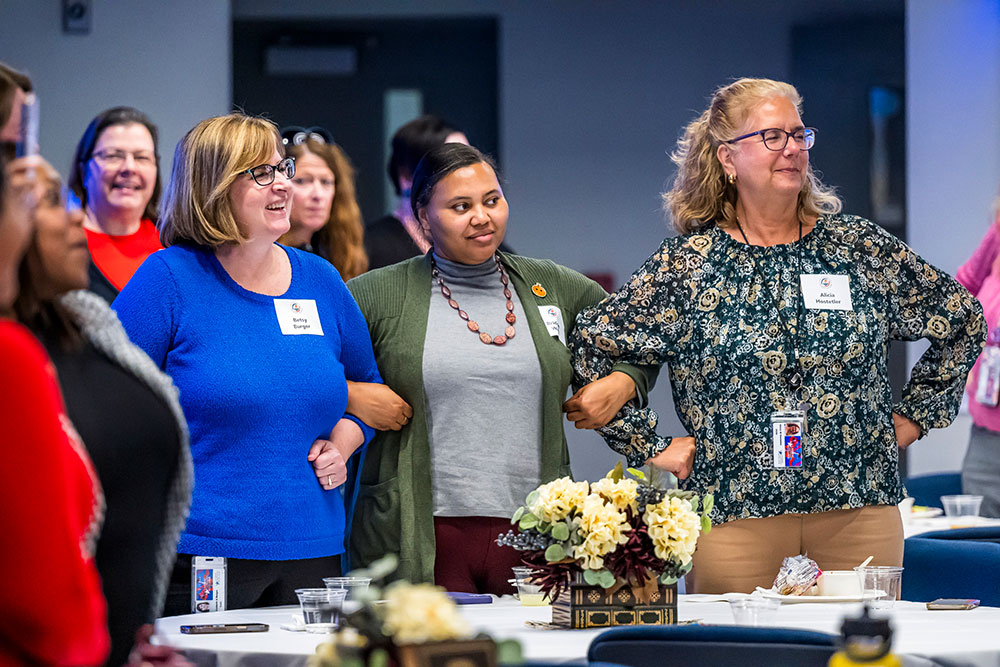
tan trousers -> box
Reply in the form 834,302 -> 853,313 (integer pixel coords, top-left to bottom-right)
687,505 -> 903,594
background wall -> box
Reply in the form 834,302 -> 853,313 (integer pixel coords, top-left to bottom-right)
904,0 -> 1000,476
2,0 -> 997,483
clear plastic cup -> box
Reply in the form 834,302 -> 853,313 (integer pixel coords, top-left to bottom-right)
941,494 -> 983,518
729,598 -> 780,626
322,576 -> 372,601
295,587 -> 347,633
511,567 -> 548,606
855,566 -> 903,610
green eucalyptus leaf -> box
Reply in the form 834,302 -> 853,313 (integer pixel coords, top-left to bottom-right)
583,568 -> 601,585
660,573 -> 678,585
609,462 -> 624,482
680,560 -> 694,575
545,543 -> 566,562
363,554 -> 398,581
512,507 -> 525,523
626,466 -> 647,481
519,513 -> 539,530
598,569 -> 616,588
525,490 -> 540,506
703,494 -> 715,514
689,496 -> 700,512
369,648 -> 389,667
701,515 -> 712,533
551,521 -> 570,541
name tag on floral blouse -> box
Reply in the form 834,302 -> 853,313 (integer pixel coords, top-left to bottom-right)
800,274 -> 853,311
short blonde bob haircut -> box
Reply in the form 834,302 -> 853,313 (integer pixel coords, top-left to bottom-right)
159,113 -> 281,247
663,77 -> 841,235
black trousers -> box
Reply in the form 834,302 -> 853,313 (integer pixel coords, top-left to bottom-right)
162,553 -> 342,617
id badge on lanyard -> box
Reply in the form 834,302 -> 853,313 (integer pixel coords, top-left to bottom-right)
771,409 -> 805,468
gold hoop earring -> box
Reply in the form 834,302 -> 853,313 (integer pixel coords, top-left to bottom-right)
727,173 -> 737,185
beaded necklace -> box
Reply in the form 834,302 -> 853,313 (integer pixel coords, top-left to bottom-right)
430,253 -> 516,346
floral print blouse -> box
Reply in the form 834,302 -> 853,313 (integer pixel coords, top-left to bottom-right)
570,214 -> 985,524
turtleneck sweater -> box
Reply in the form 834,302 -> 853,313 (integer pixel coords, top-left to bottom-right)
423,253 -> 543,517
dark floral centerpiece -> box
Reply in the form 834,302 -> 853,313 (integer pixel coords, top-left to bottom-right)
497,463 -> 712,627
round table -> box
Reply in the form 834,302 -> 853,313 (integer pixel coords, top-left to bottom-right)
155,596 -> 1000,667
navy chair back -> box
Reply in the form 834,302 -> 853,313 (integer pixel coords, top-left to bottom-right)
915,526 -> 1000,545
903,472 -> 961,509
588,625 -> 838,667
902,536 -> 1000,606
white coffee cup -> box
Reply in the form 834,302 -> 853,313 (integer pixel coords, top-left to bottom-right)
817,570 -> 863,596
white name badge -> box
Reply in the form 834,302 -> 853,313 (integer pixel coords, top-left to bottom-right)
273,298 -> 325,336
800,274 -> 853,311
538,305 -> 566,345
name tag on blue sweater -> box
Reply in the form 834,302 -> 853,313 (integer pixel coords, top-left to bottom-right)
273,299 -> 325,336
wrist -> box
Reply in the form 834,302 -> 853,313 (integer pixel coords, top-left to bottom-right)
609,370 -> 638,402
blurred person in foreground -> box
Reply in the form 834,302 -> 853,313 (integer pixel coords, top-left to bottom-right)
68,107 -> 164,302
0,152 -> 109,663
114,113 -> 382,613
570,77 -> 984,593
346,143 -> 657,593
15,161 -> 191,666
279,126 -> 368,280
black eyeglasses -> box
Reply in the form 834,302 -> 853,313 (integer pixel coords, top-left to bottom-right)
727,127 -> 816,151
280,126 -> 333,147
244,157 -> 296,186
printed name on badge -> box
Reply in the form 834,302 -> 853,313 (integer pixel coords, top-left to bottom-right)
273,298 -> 325,336
538,305 -> 565,345
800,274 -> 853,311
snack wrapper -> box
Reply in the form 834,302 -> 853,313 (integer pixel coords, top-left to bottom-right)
773,555 -> 821,595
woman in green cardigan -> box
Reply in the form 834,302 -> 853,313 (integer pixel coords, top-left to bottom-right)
345,144 -> 673,593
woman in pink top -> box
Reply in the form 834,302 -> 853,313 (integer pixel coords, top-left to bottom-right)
956,210 -> 1000,517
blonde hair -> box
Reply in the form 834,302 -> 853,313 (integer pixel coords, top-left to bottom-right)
663,77 -> 842,234
282,139 -> 368,280
159,114 -> 280,247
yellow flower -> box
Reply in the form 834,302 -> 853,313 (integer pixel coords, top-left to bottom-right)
529,477 -> 589,523
381,582 -> 470,644
575,493 -> 631,569
591,476 -> 638,512
644,496 -> 702,565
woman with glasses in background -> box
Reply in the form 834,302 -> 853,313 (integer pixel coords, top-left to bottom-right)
570,77 -> 985,593
279,126 -> 368,281
69,107 -> 163,303
114,114 -> 382,612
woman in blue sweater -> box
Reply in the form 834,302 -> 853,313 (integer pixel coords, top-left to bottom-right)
114,114 -> 381,613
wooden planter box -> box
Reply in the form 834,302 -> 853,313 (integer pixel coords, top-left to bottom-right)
551,581 -> 678,629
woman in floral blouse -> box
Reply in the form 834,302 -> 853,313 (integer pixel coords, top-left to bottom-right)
570,78 -> 985,594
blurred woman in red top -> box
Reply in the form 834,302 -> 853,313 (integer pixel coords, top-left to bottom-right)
0,153 -> 109,665
68,107 -> 163,303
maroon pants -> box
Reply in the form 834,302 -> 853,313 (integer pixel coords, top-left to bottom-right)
433,516 -> 525,596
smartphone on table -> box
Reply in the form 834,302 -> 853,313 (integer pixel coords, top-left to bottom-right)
926,598 -> 980,610
180,623 -> 268,634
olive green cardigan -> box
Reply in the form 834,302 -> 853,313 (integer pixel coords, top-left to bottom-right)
346,252 -> 654,583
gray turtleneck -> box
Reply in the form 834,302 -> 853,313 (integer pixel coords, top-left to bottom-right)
423,253 -> 543,518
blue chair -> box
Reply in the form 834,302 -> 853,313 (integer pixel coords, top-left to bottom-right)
902,535 -> 1000,606
916,526 -> 1000,545
588,625 -> 838,667
903,472 -> 961,509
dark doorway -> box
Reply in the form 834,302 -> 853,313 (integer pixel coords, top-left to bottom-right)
791,15 -> 910,472
233,17 -> 499,222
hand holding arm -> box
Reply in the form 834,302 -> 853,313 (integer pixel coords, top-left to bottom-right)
307,418 -> 365,490
563,371 -> 637,429
346,380 -> 412,431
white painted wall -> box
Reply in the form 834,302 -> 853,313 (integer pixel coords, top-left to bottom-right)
904,0 -> 1000,477
0,0 -> 231,181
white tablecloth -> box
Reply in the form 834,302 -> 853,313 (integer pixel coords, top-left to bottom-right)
155,596 -> 1000,667
903,515 -> 1000,539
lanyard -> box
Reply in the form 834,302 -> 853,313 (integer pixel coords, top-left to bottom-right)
732,217 -> 810,409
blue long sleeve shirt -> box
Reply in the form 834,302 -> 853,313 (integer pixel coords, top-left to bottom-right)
114,243 -> 380,560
